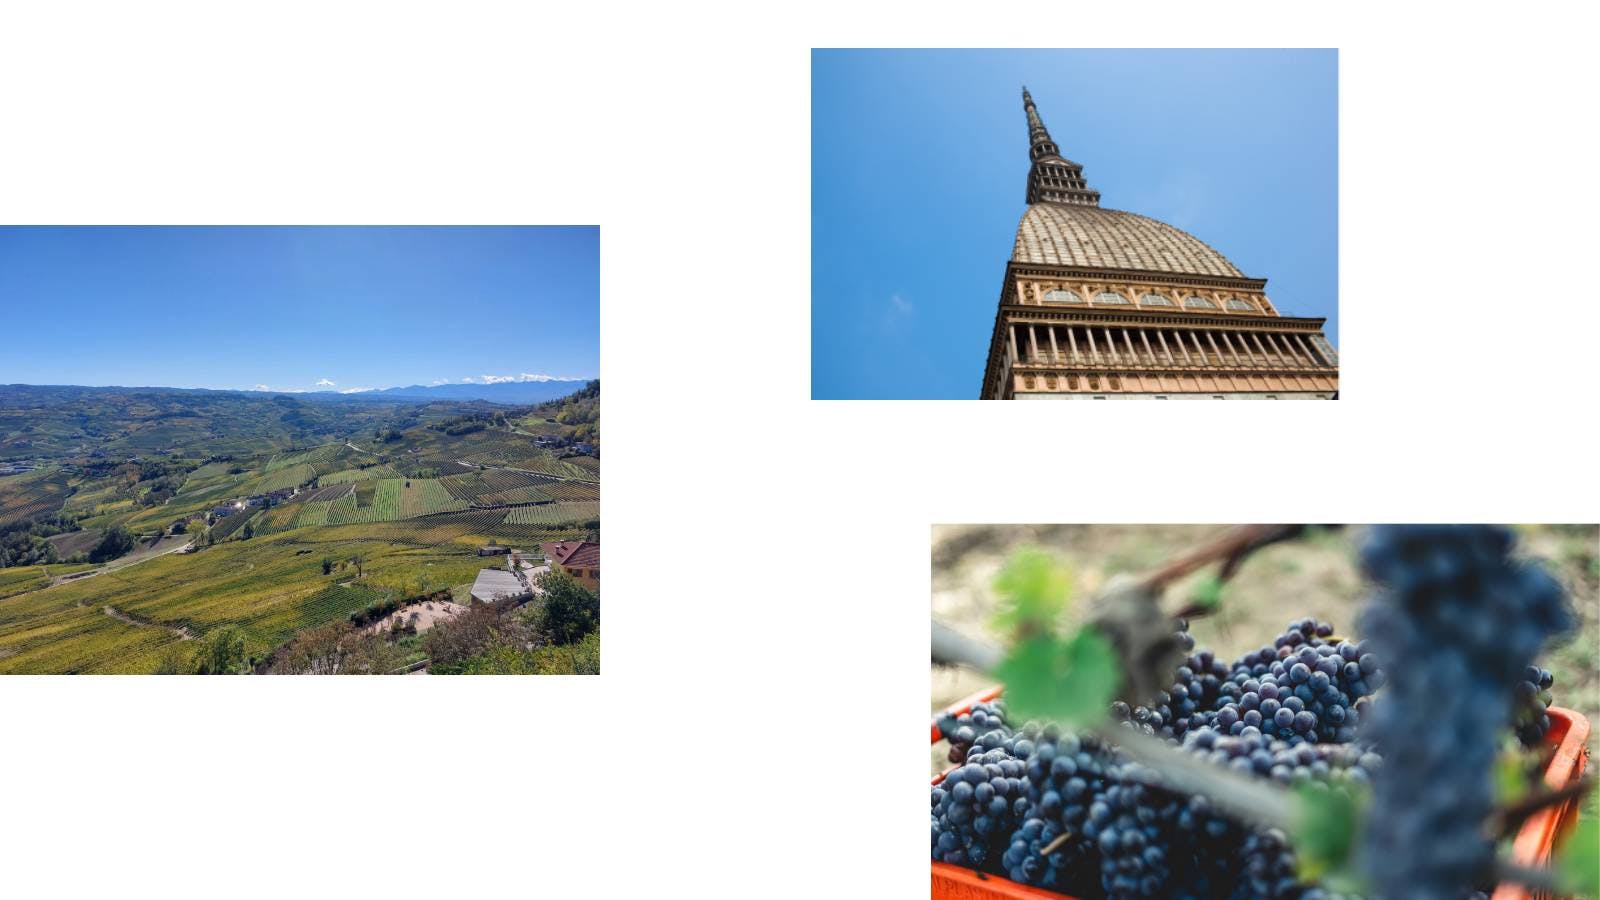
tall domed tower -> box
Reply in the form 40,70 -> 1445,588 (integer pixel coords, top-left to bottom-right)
980,89 -> 1339,399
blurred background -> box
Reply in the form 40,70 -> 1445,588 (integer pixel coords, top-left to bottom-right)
931,524 -> 1599,774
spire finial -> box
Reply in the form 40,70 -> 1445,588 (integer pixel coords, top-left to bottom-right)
1019,88 -> 1100,208
1022,86 -> 1055,156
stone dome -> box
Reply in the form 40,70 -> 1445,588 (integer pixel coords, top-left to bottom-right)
1012,203 -> 1244,279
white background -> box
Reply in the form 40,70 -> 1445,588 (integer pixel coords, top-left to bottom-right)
2,1 -> 1599,898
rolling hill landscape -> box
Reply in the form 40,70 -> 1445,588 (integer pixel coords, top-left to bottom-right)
0,380 -> 600,674
1,225 -> 599,675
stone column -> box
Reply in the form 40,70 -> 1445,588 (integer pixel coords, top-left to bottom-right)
1204,331 -> 1223,366
1293,334 -> 1322,367
1103,327 -> 1120,363
1236,332 -> 1260,365
1156,329 -> 1174,364
1028,326 -> 1040,362
1174,330 -> 1192,364
1250,332 -> 1275,365
1139,328 -> 1155,365
1067,326 -> 1080,363
1007,326 -> 1019,365
1219,331 -> 1243,366
1123,328 -> 1138,365
1270,333 -> 1304,367
1189,331 -> 1207,365
1047,325 -> 1060,363
1086,326 -> 1099,363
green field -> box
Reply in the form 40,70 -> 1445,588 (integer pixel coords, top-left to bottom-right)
504,502 -> 599,526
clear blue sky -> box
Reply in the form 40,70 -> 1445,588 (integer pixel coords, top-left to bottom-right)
0,226 -> 598,392
812,49 -> 1338,399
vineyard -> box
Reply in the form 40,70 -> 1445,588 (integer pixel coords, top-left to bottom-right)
0,469 -> 74,526
265,444 -> 344,473
500,455 -> 594,480
320,463 -> 398,485
254,462 -> 315,494
0,382 -> 597,674
209,509 -> 258,541
930,525 -> 1598,900
539,481 -> 600,501
504,502 -> 598,526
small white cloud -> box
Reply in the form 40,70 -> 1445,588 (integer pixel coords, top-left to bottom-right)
884,293 -> 913,331
340,387 -> 373,394
315,378 -> 336,388
431,378 -> 449,385
252,384 -> 270,392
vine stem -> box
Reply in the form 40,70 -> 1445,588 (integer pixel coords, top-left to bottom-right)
931,619 -> 1298,831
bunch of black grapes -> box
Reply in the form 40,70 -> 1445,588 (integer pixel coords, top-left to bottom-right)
933,526 -> 1570,898
1000,728 -> 1118,895
1205,619 -> 1382,747
1512,664 -> 1557,749
1356,525 -> 1573,900
935,699 -> 1011,764
931,739 -> 1030,869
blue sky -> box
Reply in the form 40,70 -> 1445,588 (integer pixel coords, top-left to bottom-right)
812,49 -> 1338,399
0,226 -> 598,392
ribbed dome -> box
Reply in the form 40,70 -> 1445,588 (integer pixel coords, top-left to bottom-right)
1012,204 -> 1244,278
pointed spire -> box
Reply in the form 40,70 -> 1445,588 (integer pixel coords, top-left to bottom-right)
1022,86 -> 1053,156
1020,88 -> 1100,208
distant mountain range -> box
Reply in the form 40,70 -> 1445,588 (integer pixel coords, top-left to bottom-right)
301,380 -> 592,405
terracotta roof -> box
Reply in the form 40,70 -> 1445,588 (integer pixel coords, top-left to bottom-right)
1012,204 -> 1244,278
546,540 -> 599,570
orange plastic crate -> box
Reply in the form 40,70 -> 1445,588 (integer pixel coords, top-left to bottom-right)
931,687 -> 1590,900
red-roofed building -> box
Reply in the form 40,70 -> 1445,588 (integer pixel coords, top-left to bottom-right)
543,540 -> 599,591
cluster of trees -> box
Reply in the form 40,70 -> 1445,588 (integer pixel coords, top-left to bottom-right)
155,626 -> 253,675
542,380 -> 599,443
372,426 -> 404,443
264,620 -> 409,674
88,526 -> 137,564
0,513 -> 82,568
428,570 -> 600,674
429,411 -> 510,436
134,458 -> 198,507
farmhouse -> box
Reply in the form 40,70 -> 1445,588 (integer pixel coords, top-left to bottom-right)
542,540 -> 599,590
469,568 -> 527,604
477,544 -> 508,557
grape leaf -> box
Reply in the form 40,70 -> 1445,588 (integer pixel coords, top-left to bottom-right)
990,546 -> 1073,636
994,629 -> 1118,727
1291,781 -> 1365,884
1557,815 -> 1598,898
1189,574 -> 1223,612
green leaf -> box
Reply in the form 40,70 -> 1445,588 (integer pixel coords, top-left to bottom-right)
1291,781 -> 1365,884
990,547 -> 1073,637
994,629 -> 1119,727
1190,574 -> 1223,612
1494,747 -> 1530,805
1558,815 -> 1599,898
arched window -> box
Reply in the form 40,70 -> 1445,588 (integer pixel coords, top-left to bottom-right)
1043,289 -> 1081,303
1183,296 -> 1216,309
1140,293 -> 1174,307
1226,298 -> 1256,311
1094,291 -> 1130,305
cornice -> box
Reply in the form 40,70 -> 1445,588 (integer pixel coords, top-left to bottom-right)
999,305 -> 1328,331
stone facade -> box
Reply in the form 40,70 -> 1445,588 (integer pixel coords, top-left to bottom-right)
981,89 -> 1338,400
